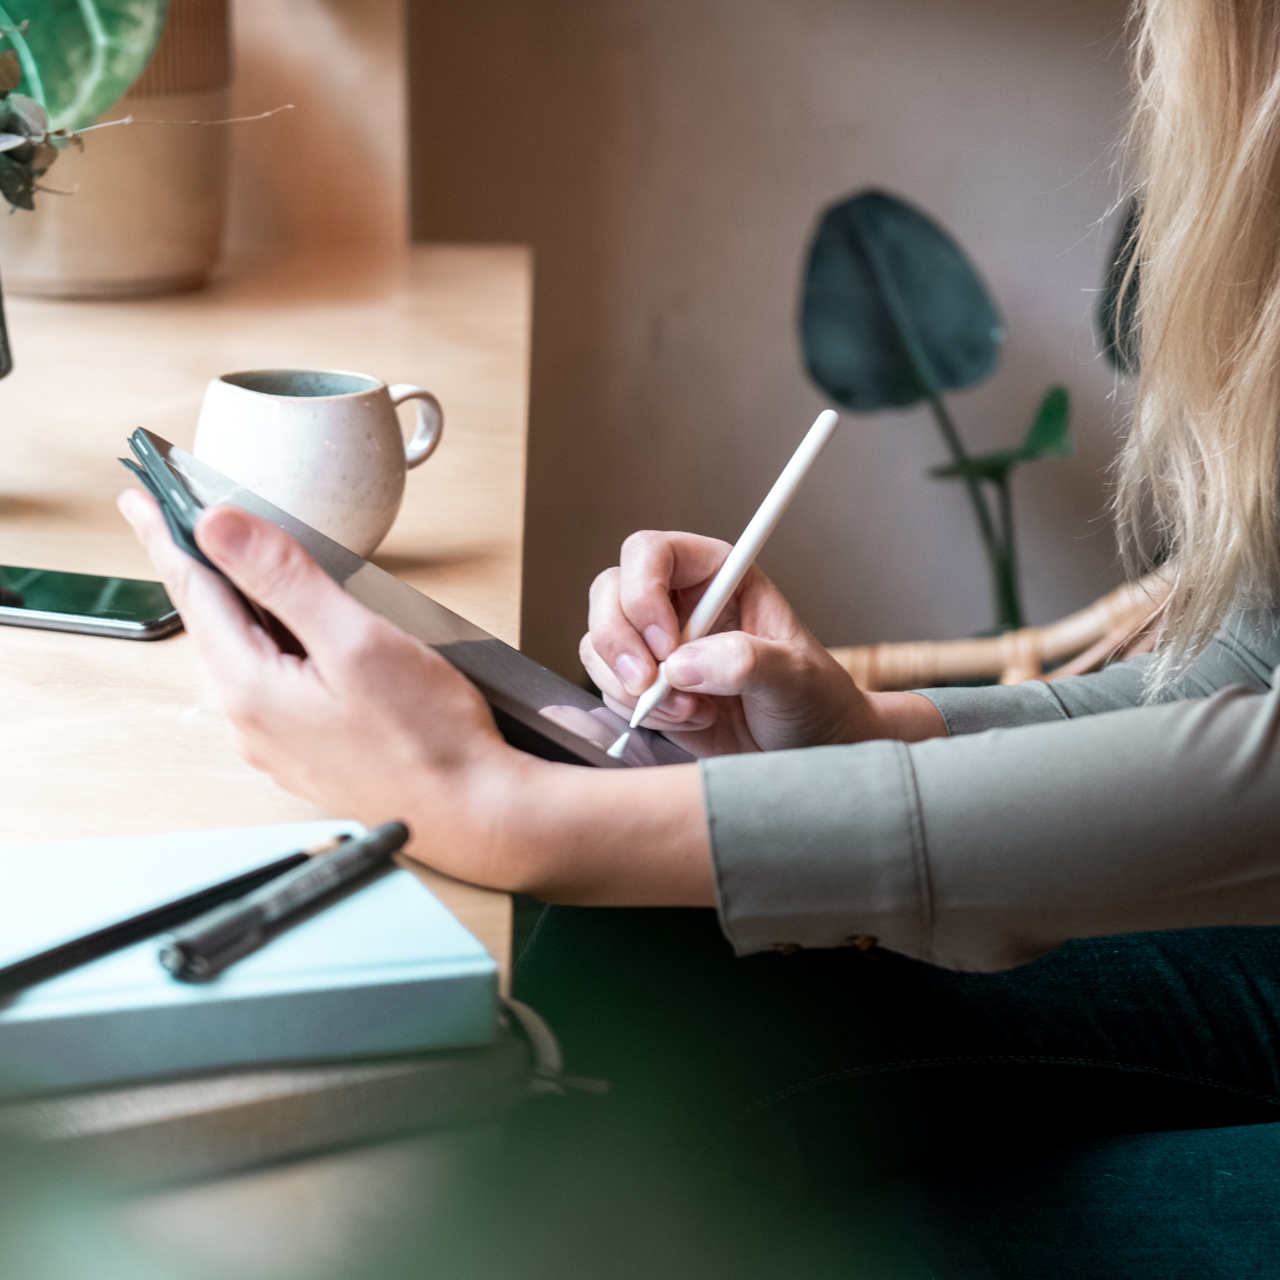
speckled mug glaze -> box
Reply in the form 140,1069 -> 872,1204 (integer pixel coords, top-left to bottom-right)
192,369 -> 444,557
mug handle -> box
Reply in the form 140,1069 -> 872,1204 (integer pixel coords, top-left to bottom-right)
389,384 -> 444,469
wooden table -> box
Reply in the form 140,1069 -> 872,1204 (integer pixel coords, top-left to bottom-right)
0,243 -> 530,978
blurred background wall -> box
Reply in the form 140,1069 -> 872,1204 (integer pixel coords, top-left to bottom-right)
408,0 -> 1134,677
225,0 -> 407,265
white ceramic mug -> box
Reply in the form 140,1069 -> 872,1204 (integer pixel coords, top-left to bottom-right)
192,368 -> 444,557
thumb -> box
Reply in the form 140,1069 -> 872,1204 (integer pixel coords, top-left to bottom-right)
195,505 -> 369,659
663,631 -> 799,699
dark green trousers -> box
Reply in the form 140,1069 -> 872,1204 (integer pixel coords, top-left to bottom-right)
510,905 -> 1280,1277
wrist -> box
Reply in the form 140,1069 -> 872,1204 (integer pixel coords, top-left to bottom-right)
450,742 -> 558,892
853,689 -> 949,743
490,757 -> 715,906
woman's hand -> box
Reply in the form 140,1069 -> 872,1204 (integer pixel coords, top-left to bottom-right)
580,530 -> 945,756
119,489 -> 539,889
119,493 -> 718,907
581,530 -> 862,756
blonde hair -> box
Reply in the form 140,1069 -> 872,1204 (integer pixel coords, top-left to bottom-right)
1117,0 -> 1280,685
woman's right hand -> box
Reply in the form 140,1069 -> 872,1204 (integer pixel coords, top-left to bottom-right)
581,531 -> 947,757
580,531 -> 869,756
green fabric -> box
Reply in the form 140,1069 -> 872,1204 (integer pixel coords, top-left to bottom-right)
915,1123 -> 1280,1279
513,906 -> 1280,1275
918,674 -> 1068,736
704,738 -> 931,959
702,609 -> 1280,970
923,608 -> 1280,731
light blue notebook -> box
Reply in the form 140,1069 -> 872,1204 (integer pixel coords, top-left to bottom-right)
0,822 -> 499,1097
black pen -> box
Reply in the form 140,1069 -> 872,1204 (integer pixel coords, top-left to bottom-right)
0,841 -> 338,1000
159,821 -> 411,981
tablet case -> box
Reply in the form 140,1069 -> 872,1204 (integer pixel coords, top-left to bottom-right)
123,429 -> 694,770
0,822 -> 498,1098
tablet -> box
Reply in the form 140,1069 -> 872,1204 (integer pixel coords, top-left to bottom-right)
123,430 -> 694,769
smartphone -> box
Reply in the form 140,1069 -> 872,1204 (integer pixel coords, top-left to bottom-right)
0,565 -> 181,640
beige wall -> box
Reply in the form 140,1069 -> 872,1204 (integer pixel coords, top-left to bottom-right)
414,0 -> 1133,677
225,0 -> 407,262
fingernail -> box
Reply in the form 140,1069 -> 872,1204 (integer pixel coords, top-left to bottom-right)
616,653 -> 648,696
644,625 -> 673,660
116,490 -> 144,522
665,646 -> 705,689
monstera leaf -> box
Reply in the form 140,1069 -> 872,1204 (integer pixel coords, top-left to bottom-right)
801,189 -> 1005,411
0,0 -> 168,132
1097,199 -> 1140,374
930,386 -> 1072,483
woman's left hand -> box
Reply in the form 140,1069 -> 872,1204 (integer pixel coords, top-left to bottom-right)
118,490 -> 537,890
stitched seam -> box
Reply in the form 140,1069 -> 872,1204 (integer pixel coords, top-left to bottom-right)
896,743 -> 935,964
699,761 -> 735,944
1031,678 -> 1073,721
512,903 -> 549,971
688,1052 -> 1280,1168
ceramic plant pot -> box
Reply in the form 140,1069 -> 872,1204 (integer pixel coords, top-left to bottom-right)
0,0 -> 232,299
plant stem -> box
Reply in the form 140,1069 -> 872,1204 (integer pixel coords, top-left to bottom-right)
923,395 -> 1015,629
993,475 -> 1024,631
845,209 -> 1025,632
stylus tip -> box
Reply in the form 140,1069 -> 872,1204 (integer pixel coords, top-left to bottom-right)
606,731 -> 631,759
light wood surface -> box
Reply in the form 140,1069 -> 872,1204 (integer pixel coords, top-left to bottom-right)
0,244 -> 531,977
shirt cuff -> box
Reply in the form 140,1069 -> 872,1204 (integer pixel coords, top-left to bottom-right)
701,742 -> 932,960
916,680 -> 1067,736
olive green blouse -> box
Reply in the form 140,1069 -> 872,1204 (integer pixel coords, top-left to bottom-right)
701,611 -> 1280,971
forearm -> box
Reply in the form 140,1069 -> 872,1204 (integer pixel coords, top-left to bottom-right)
903,608 -> 1280,739
914,685 -> 1280,965
416,690 -> 932,904
857,690 -> 948,742
453,692 -> 937,904
706,681 -> 1280,971
445,753 -> 717,906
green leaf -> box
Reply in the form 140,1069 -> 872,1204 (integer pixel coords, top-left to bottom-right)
929,450 -> 1018,483
1020,385 -> 1072,459
1097,199 -> 1140,374
0,0 -> 168,132
928,386 -> 1071,482
0,148 -> 33,206
800,189 -> 1004,412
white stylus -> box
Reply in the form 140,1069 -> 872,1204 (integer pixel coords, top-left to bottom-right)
606,409 -> 841,759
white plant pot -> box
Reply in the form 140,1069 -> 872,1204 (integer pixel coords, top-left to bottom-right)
0,0 -> 231,299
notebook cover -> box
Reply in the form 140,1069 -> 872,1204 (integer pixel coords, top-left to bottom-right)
0,823 -> 498,1097
0,1031 -> 530,1189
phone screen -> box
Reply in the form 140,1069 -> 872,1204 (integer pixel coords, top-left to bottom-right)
0,565 -> 179,639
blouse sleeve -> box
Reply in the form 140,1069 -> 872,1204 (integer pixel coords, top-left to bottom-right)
917,609 -> 1280,735
701,611 -> 1280,972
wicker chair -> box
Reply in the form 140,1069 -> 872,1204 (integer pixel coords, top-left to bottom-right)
827,573 -> 1169,692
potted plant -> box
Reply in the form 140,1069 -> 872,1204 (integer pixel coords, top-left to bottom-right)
801,189 -> 1074,633
0,0 -> 234,298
